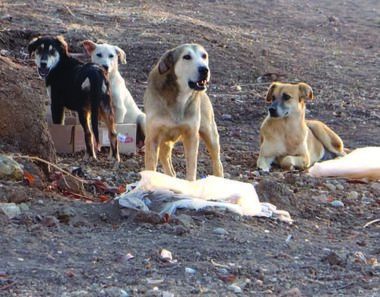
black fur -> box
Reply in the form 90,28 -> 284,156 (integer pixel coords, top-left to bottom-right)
28,36 -> 119,163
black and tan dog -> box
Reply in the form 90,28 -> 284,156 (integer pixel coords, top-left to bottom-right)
143,44 -> 223,181
257,82 -> 344,171
28,36 -> 119,165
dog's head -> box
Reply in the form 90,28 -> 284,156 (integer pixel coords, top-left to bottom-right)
264,82 -> 314,118
28,36 -> 68,79
157,44 -> 210,92
82,40 -> 126,74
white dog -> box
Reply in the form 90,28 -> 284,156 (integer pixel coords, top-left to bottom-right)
82,40 -> 146,146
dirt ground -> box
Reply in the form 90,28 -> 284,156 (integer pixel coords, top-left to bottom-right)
0,0 -> 380,296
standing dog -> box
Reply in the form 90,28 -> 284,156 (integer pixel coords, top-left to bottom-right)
144,44 -> 223,181
28,36 -> 119,165
257,82 -> 344,171
82,40 -> 146,146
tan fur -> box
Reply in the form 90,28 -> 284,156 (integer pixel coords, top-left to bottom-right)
257,82 -> 344,171
143,44 -> 223,181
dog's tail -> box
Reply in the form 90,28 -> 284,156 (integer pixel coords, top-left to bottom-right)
307,120 -> 345,157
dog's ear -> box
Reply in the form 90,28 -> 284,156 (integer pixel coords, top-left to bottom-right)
114,46 -> 127,64
298,83 -> 313,100
82,40 -> 97,55
27,37 -> 40,58
56,35 -> 69,56
158,50 -> 174,74
265,82 -> 278,103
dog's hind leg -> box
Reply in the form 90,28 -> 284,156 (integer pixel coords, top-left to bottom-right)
280,154 -> 310,171
307,120 -> 345,157
78,109 -> 96,160
99,107 -> 120,165
159,142 -> 176,177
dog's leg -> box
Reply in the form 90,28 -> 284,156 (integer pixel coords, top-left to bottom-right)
78,110 -> 96,160
144,136 -> 159,172
99,107 -> 120,166
280,153 -> 310,171
307,120 -> 345,157
182,132 -> 200,181
159,142 -> 176,176
257,154 -> 275,172
199,127 -> 224,177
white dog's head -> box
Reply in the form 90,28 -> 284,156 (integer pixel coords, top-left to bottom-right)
82,40 -> 126,74
158,44 -> 210,92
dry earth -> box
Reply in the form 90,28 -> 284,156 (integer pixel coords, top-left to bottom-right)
0,0 -> 379,296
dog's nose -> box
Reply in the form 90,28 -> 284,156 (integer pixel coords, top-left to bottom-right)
40,62 -> 47,68
268,107 -> 277,117
102,65 -> 109,72
198,66 -> 209,76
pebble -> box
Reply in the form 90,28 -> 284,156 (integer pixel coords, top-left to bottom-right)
325,183 -> 336,191
336,183 -> 344,190
0,203 -> 21,218
347,191 -> 359,200
228,284 -> 242,293
313,194 -> 328,203
213,227 -> 227,235
255,279 -> 264,286
19,203 -> 29,212
222,114 -> 233,121
280,287 -> 303,297
330,200 -> 344,208
185,267 -> 196,274
0,155 -> 23,181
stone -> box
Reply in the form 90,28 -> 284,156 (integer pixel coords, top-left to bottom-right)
0,203 -> 21,218
0,155 -> 23,181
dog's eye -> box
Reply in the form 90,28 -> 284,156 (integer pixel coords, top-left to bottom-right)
183,54 -> 191,60
49,48 -> 56,55
283,93 -> 291,100
109,54 -> 114,58
202,53 -> 207,59
96,53 -> 102,58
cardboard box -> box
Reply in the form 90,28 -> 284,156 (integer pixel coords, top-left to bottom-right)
100,124 -> 136,154
48,124 -> 85,154
48,121 -> 136,154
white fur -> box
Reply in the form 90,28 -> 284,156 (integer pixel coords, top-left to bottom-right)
83,41 -> 145,131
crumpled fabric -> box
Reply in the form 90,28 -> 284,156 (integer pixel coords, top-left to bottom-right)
309,147 -> 380,180
117,171 -> 293,224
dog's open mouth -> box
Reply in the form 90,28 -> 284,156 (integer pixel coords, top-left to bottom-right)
188,80 -> 208,91
38,67 -> 50,78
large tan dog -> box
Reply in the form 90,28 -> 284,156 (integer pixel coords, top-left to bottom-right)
257,82 -> 345,171
144,44 -> 223,181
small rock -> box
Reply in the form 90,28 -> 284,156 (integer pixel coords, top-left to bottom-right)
222,114 -> 232,121
0,155 -> 23,181
280,287 -> 303,297
330,200 -> 344,208
336,183 -> 344,190
162,291 -> 174,297
175,214 -> 193,228
0,203 -> 21,218
312,194 -> 328,203
255,279 -> 264,286
228,284 -> 242,293
370,183 -> 380,193
19,203 -> 29,212
185,267 -> 196,274
325,183 -> 336,191
99,287 -> 129,297
347,191 -> 359,200
213,227 -> 226,235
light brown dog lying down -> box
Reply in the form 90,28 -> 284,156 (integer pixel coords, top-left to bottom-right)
143,44 -> 223,181
257,82 -> 345,171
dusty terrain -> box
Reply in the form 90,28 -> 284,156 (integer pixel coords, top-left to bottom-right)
0,0 -> 380,296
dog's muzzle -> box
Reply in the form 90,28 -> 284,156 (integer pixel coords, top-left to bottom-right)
38,62 -> 50,78
188,66 -> 209,91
